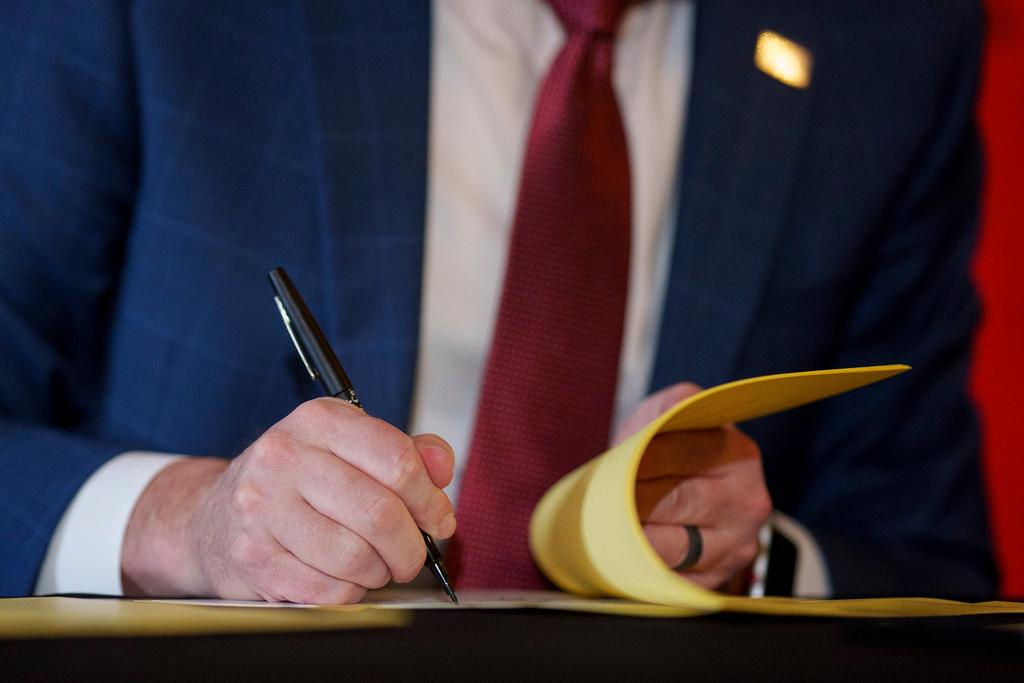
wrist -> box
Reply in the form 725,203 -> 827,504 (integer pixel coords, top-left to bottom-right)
121,456 -> 228,597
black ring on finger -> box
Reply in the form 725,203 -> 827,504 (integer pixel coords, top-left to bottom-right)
673,524 -> 703,572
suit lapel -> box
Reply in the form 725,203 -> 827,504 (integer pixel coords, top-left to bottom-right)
651,1 -> 818,390
295,1 -> 431,427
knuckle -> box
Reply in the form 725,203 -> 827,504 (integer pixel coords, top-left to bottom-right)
424,488 -> 451,524
692,479 -> 721,520
364,495 -> 404,537
387,441 -> 422,493
231,481 -> 264,516
365,564 -> 390,589
393,546 -> 426,584
287,574 -> 331,604
335,546 -> 375,581
663,484 -> 685,518
251,431 -> 295,471
358,416 -> 401,451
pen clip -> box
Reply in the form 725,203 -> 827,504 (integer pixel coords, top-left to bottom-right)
274,295 -> 317,381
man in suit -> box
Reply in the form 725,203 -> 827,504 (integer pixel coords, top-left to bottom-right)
0,0 -> 997,600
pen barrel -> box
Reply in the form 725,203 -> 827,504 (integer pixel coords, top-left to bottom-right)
268,267 -> 361,407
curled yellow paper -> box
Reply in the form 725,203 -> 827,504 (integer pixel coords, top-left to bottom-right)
529,365 -> 910,611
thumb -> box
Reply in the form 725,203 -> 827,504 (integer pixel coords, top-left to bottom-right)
611,382 -> 703,447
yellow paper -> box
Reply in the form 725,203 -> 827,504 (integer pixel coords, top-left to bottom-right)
718,596 -> 1024,618
539,596 -> 1024,619
0,597 -> 407,640
360,588 -> 1024,619
527,364 -> 1024,618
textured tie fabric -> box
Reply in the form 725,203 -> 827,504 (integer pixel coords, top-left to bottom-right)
447,0 -> 635,589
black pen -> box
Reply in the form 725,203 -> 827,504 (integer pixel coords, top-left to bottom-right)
268,266 -> 459,604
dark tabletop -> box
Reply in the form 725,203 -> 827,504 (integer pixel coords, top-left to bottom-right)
2,609 -> 1023,681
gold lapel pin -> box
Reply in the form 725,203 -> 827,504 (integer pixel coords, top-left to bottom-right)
754,30 -> 813,89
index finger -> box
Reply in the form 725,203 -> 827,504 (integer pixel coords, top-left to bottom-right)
290,398 -> 455,538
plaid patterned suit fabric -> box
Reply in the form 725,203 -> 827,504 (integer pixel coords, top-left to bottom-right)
0,1 -> 431,596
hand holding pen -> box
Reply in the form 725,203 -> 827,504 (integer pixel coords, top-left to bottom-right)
269,267 -> 459,603
121,267 -> 458,603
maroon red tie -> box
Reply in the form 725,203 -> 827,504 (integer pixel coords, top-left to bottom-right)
447,0 -> 634,589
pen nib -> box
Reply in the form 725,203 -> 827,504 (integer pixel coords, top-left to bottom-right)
436,571 -> 459,605
430,562 -> 459,604
421,531 -> 459,604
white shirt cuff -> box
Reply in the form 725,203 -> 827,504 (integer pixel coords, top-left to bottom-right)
33,452 -> 183,596
770,510 -> 833,598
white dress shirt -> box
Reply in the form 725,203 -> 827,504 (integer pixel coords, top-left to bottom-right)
35,0 -> 829,599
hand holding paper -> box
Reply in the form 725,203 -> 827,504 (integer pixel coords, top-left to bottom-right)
618,382 -> 771,590
529,365 -> 911,611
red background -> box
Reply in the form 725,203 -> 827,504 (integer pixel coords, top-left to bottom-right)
975,0 -> 1024,598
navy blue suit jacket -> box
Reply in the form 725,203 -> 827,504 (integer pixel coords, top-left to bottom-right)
0,0 -> 997,598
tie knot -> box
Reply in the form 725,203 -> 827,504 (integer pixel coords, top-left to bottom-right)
546,0 -> 634,38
